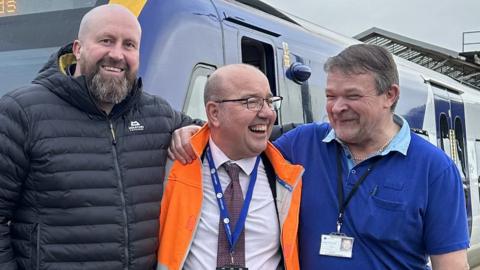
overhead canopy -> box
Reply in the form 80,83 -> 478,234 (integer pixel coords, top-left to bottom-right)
355,27 -> 480,90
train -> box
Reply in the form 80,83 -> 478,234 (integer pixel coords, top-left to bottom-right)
1,0 -> 479,266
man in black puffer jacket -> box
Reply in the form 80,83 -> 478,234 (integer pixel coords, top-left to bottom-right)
0,4 -> 193,270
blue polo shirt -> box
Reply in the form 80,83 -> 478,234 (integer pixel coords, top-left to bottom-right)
274,116 -> 469,270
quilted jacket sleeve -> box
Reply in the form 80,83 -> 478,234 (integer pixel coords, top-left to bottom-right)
0,94 -> 30,270
168,103 -> 204,131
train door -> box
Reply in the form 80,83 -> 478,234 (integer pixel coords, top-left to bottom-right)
220,15 -> 284,123
432,84 -> 472,235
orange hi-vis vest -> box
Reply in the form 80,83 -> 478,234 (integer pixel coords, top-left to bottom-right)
157,124 -> 303,270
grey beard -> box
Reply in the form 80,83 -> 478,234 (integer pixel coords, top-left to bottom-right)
88,72 -> 133,105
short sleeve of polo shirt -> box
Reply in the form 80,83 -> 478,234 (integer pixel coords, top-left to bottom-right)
423,162 -> 470,254
273,123 -> 327,162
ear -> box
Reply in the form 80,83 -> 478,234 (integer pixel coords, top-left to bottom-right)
206,101 -> 221,127
385,84 -> 400,108
72,40 -> 82,60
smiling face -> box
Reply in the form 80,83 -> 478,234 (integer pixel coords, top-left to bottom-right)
206,65 -> 276,160
325,70 -> 394,147
73,5 -> 141,107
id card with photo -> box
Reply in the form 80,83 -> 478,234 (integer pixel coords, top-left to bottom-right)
319,234 -> 354,258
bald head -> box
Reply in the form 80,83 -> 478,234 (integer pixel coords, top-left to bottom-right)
204,64 -> 268,104
78,4 -> 141,42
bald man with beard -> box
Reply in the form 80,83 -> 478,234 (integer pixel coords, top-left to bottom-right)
0,5 -> 194,270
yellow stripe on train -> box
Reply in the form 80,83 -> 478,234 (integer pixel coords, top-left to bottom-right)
108,0 -> 147,17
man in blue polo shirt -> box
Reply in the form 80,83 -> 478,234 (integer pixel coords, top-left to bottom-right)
274,44 -> 470,269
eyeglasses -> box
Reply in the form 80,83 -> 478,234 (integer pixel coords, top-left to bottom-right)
215,96 -> 283,111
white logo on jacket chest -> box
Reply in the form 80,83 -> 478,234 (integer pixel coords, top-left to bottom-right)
128,121 -> 144,132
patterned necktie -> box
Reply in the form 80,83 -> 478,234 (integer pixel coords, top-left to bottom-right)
216,162 -> 246,267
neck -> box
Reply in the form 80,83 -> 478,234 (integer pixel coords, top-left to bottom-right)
210,133 -> 255,161
348,121 -> 400,163
98,102 -> 114,115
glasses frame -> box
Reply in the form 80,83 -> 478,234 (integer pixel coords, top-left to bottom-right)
215,96 -> 283,111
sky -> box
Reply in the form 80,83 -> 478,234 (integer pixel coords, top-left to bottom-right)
262,0 -> 480,53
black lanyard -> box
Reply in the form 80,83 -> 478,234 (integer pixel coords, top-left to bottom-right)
335,145 -> 379,233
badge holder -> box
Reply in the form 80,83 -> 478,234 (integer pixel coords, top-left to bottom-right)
319,232 -> 354,258
319,214 -> 354,258
320,148 -> 378,259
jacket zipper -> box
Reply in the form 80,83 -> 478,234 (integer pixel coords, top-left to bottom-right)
110,121 -> 130,270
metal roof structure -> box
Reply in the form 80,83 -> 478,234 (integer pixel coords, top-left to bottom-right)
355,27 -> 480,90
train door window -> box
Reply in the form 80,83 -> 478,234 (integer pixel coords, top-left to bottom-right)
455,117 -> 471,235
183,64 -> 216,121
439,113 -> 450,156
241,37 -> 276,96
454,117 -> 467,175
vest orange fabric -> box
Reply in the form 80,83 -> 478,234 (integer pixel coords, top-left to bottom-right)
157,125 -> 303,270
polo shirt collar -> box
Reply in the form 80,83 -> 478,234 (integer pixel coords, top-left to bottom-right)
322,114 -> 411,157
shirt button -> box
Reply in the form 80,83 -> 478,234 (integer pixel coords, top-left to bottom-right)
351,169 -> 356,174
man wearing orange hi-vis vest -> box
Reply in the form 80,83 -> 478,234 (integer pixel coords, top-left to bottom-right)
157,64 -> 303,270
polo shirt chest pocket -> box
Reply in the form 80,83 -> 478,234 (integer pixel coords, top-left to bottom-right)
355,180 -> 407,242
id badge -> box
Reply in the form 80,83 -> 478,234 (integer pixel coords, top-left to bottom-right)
216,267 -> 248,270
319,234 -> 354,258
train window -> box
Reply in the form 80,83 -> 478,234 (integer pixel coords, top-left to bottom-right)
183,64 -> 215,121
241,37 -> 276,96
438,113 -> 450,152
454,117 -> 467,175
438,113 -> 450,154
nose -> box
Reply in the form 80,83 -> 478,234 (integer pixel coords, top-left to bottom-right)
107,43 -> 125,61
330,97 -> 348,114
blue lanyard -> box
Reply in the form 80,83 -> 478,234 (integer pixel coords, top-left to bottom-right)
206,146 -> 260,253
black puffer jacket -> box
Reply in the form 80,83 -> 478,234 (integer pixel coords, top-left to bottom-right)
0,44 -> 193,270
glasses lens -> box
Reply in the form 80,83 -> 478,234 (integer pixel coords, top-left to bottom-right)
244,96 -> 282,111
246,97 -> 263,111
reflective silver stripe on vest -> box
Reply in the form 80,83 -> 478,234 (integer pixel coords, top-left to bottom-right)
156,264 -> 169,270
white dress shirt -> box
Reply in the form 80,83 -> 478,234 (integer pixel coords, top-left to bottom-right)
183,138 -> 281,269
